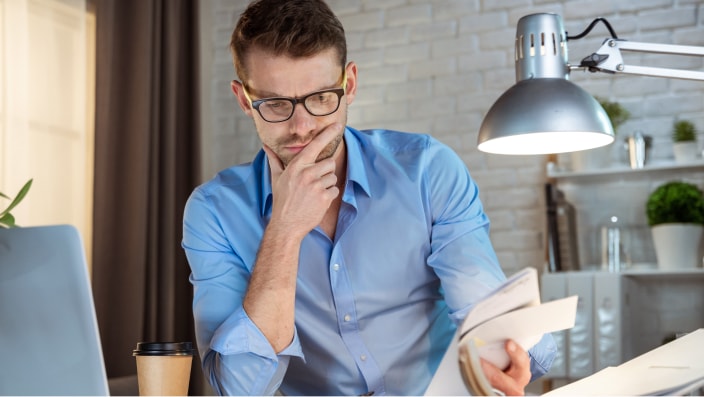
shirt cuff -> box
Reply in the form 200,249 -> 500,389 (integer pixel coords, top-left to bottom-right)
528,333 -> 557,380
210,306 -> 304,361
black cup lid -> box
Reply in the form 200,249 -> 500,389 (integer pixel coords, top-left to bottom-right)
133,341 -> 195,356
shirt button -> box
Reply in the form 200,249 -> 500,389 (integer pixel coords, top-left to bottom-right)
360,354 -> 367,361
333,263 -> 340,271
344,314 -> 351,322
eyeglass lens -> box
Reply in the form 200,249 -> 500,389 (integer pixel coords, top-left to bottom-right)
255,89 -> 343,122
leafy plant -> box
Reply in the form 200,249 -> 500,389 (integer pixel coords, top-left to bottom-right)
596,97 -> 631,135
646,181 -> 704,226
0,179 -> 33,228
672,120 -> 697,142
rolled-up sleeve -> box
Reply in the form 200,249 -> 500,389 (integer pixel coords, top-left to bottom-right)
206,307 -> 304,395
183,187 -> 304,395
527,333 -> 557,380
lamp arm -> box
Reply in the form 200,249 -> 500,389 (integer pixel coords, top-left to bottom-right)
579,39 -> 704,81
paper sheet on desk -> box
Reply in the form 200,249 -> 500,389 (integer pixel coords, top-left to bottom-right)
545,328 -> 704,396
544,365 -> 704,396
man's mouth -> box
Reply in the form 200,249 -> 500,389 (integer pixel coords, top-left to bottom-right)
284,143 -> 309,153
282,136 -> 315,152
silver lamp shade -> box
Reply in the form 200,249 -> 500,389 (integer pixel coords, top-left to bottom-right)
477,13 -> 614,155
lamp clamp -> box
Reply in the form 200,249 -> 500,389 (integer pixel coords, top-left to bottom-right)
578,51 -> 611,73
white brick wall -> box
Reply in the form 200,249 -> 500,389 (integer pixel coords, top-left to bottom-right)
199,0 -> 704,276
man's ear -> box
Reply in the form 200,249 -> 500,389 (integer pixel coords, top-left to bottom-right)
344,61 -> 359,105
231,80 -> 254,117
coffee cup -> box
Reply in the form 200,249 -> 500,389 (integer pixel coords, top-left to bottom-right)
133,342 -> 195,396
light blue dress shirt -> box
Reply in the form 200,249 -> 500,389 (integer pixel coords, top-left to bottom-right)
182,127 -> 555,396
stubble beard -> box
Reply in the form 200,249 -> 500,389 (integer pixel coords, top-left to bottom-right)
274,130 -> 343,167
274,110 -> 347,167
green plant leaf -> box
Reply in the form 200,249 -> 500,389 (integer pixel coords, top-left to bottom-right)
0,212 -> 16,228
596,97 -> 630,135
0,179 -> 33,218
646,181 -> 704,226
672,120 -> 697,142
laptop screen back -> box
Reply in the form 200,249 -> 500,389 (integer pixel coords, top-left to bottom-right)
0,224 -> 109,395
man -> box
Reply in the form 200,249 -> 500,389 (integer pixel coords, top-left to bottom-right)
182,0 -> 556,395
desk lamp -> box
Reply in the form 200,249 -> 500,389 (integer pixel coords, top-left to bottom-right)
477,13 -> 704,155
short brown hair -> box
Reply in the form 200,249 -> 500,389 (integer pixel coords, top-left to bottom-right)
230,0 -> 347,82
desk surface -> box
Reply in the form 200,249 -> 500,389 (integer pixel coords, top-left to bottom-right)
545,328 -> 704,396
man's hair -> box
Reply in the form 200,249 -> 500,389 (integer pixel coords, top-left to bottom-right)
231,0 -> 347,82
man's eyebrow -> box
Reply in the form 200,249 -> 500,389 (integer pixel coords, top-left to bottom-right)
246,81 -> 341,99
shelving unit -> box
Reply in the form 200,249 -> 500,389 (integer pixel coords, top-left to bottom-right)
547,158 -> 704,181
541,157 -> 704,386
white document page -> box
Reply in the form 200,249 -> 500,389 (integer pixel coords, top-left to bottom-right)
425,266 -> 578,396
545,328 -> 704,396
464,296 -> 578,370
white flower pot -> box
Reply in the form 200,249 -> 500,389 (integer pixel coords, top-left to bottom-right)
651,224 -> 704,270
673,142 -> 699,163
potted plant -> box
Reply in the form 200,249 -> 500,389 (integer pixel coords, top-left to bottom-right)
597,97 -> 631,135
646,181 -> 704,269
672,120 -> 699,163
571,97 -> 632,171
0,179 -> 33,228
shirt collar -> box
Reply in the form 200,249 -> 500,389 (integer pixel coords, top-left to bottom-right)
344,127 -> 372,199
259,127 -> 371,218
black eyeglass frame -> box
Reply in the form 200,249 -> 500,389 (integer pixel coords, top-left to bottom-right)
246,88 -> 346,123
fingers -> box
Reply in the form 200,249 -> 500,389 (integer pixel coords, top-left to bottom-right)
504,340 -> 531,384
480,340 -> 530,396
318,172 -> 339,192
264,122 -> 342,181
296,122 -> 342,164
297,161 -> 338,199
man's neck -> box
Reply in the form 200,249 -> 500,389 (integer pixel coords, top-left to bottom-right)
333,141 -> 347,190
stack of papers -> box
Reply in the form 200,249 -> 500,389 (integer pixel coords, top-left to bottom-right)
425,267 -> 578,395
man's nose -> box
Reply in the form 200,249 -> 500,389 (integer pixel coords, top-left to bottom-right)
288,102 -> 316,133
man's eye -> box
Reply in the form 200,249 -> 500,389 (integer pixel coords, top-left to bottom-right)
312,93 -> 332,104
264,101 -> 287,109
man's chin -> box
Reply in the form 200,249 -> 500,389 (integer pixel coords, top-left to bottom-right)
277,127 -> 344,167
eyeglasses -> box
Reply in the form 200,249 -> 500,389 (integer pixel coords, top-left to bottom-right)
242,71 -> 347,123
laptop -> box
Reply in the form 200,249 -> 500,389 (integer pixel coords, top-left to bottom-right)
0,224 -> 110,395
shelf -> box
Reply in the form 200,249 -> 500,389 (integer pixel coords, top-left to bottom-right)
549,267 -> 704,279
547,158 -> 704,180
620,267 -> 704,279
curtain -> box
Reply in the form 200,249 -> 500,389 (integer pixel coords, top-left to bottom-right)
92,0 -> 202,394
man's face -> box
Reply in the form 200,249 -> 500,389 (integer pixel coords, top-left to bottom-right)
232,47 -> 357,167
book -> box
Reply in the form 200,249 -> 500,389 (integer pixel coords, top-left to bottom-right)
425,267 -> 578,396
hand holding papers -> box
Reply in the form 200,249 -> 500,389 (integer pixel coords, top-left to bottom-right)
429,267 -> 578,396
425,268 -> 577,396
